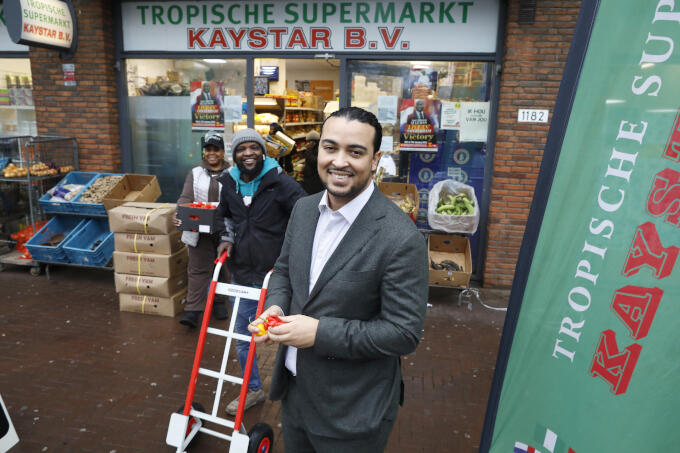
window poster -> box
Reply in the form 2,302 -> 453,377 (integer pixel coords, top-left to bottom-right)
441,101 -> 462,130
377,95 -> 398,123
459,102 -> 489,142
191,80 -> 223,130
399,98 -> 440,152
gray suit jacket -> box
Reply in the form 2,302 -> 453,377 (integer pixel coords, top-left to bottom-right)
265,187 -> 428,438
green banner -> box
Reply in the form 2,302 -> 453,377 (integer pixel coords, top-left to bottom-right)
483,0 -> 680,451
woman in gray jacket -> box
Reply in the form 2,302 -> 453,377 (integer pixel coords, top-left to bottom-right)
173,131 -> 231,328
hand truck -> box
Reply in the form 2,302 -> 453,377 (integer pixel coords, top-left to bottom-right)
166,251 -> 274,453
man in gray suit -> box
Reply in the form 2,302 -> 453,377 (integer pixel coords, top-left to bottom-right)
249,107 -> 428,452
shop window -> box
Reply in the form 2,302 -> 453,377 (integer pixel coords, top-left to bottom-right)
124,58 -> 246,202
0,58 -> 36,136
349,59 -> 493,264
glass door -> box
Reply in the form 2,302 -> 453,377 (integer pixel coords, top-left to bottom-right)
348,59 -> 493,272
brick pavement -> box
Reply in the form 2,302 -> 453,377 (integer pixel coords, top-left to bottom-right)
0,265 -> 507,452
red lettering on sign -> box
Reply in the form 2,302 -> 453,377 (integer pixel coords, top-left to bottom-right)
208,29 -> 229,48
622,221 -> 679,279
24,24 -> 29,32
611,285 -> 662,340
188,28 -> 208,48
227,28 -> 246,48
345,28 -> 366,48
268,27 -> 287,49
248,28 -> 267,49
663,110 -> 680,162
378,26 -> 403,49
646,168 -> 680,227
287,27 -> 309,48
589,329 -> 641,395
310,28 -> 331,49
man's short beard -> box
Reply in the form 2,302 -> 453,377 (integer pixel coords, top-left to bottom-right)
237,155 -> 265,178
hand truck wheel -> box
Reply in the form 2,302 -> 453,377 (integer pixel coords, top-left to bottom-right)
247,422 -> 274,453
175,402 -> 206,443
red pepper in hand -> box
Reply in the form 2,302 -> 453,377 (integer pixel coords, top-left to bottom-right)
255,315 -> 287,336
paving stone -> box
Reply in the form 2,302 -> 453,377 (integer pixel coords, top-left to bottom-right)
0,265 -> 507,452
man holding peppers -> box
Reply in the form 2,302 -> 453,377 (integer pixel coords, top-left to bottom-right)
250,107 -> 429,452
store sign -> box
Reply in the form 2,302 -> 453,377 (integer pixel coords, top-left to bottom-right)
481,0 -> 680,452
3,0 -> 75,50
121,0 -> 499,53
0,5 -> 29,51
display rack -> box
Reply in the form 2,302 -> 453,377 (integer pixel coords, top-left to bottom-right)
0,135 -> 79,275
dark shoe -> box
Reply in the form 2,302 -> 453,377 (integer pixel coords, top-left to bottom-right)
179,310 -> 201,328
212,301 -> 228,320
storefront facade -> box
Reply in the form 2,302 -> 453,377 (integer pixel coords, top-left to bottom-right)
3,0 -> 582,288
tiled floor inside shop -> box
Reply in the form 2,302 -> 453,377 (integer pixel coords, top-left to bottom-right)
0,264 -> 508,452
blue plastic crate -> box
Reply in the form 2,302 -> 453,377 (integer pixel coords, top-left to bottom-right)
39,172 -> 97,215
63,218 -> 114,267
70,173 -> 123,216
25,216 -> 87,263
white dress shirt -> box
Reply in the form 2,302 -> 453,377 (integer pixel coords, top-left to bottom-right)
285,183 -> 375,376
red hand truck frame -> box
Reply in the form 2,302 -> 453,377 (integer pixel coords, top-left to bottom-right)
166,252 -> 274,453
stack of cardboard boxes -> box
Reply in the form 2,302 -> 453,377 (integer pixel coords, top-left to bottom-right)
108,202 -> 188,317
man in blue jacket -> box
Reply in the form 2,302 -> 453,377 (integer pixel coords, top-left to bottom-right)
215,128 -> 306,415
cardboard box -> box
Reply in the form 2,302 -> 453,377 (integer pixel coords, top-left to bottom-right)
113,248 -> 188,278
103,174 -> 162,211
428,234 -> 472,288
114,272 -> 187,298
176,202 -> 219,234
119,289 -> 186,317
113,230 -> 183,255
108,202 -> 177,234
379,182 -> 419,221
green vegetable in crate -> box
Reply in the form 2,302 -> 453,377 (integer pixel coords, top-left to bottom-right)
435,193 -> 475,215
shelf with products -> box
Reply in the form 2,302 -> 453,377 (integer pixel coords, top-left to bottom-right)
285,122 -> 323,126
0,136 -> 83,276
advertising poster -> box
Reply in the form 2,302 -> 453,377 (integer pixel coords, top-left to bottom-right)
399,98 -> 440,152
191,80 -> 223,130
481,1 -> 680,452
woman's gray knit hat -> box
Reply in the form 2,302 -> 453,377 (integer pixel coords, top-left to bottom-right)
231,128 -> 266,153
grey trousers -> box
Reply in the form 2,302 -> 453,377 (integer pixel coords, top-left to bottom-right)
184,234 -> 229,311
281,376 -> 395,453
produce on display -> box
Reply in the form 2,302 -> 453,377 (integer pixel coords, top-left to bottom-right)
78,175 -> 123,203
435,193 -> 474,216
187,202 -> 217,209
430,259 -> 462,272
59,165 -> 75,174
2,163 -> 27,178
40,233 -> 66,247
10,220 -> 48,259
398,194 -> 416,216
29,162 -> 58,177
